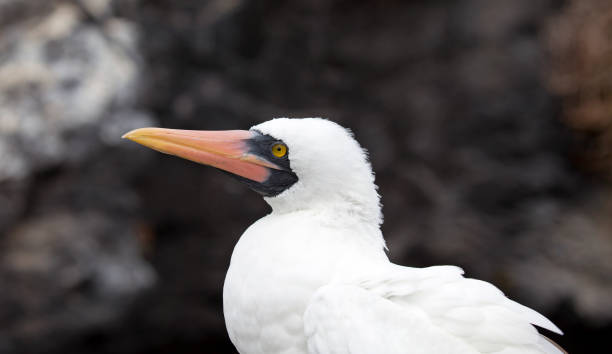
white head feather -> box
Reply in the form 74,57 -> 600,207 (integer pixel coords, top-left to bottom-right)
252,118 -> 383,227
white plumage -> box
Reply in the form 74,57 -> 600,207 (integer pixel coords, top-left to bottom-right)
123,117 -> 564,354
222,118 -> 563,354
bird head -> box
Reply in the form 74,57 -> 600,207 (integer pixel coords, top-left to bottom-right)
123,118 -> 381,224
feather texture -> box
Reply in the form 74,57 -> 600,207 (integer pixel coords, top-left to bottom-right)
304,264 -> 563,354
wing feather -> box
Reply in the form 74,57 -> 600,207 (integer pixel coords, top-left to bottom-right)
304,264 -> 564,354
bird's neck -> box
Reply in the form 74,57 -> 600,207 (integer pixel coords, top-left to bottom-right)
264,186 -> 385,247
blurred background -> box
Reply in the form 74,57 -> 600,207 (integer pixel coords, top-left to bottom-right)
1,0 -> 611,352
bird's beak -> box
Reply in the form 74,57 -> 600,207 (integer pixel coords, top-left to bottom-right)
122,127 -> 279,183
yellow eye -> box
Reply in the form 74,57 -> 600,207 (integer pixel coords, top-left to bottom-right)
271,143 -> 287,157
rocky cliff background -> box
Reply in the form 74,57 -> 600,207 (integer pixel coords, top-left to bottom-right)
1,0 -> 611,353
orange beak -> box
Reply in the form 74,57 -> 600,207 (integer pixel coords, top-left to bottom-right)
122,127 -> 280,183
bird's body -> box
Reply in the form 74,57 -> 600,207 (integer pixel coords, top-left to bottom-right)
223,204 -> 561,354
124,118 -> 564,354
224,209 -> 388,353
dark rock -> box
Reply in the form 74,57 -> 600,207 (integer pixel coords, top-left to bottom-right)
1,212 -> 155,354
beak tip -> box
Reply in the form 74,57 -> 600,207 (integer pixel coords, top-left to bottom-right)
122,128 -> 144,141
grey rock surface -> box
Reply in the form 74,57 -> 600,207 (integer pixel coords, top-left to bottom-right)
0,1 -> 156,353
0,2 -> 150,181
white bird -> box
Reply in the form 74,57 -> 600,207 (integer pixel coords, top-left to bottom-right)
123,118 -> 564,354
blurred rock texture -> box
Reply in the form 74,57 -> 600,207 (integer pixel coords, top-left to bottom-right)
546,0 -> 612,178
0,0 -> 611,353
